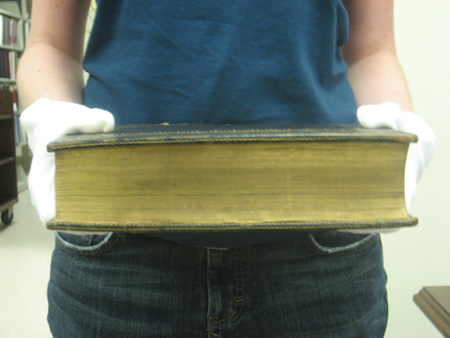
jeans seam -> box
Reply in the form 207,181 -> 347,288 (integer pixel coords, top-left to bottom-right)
56,232 -> 119,256
304,233 -> 378,256
208,249 -> 245,334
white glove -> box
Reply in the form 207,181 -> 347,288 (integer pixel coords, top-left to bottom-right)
342,102 -> 436,234
20,98 -> 115,227
357,102 -> 436,211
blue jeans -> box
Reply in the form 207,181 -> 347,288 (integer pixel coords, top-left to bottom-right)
48,231 -> 387,337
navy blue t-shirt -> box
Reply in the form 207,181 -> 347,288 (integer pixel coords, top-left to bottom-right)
83,0 -> 358,247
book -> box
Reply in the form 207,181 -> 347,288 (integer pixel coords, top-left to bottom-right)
47,123 -> 418,232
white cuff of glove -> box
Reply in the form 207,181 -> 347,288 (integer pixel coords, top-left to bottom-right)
20,98 -> 115,228
344,102 -> 436,234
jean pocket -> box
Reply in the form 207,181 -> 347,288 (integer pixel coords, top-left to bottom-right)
55,232 -> 118,256
304,230 -> 379,256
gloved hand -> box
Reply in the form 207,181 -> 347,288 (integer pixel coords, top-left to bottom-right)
20,98 -> 115,227
341,102 -> 436,234
357,102 -> 436,211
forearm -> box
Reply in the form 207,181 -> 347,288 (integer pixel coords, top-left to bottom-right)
17,0 -> 91,108
346,50 -> 414,112
17,43 -> 85,108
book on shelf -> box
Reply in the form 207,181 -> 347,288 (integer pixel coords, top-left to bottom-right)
0,49 -> 16,80
0,14 -> 17,46
0,6 -> 23,50
47,123 -> 418,233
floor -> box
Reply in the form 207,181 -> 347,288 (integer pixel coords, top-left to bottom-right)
0,189 -> 54,338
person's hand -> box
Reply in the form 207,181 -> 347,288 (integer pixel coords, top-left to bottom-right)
357,102 -> 436,211
342,102 -> 436,234
20,98 -> 115,226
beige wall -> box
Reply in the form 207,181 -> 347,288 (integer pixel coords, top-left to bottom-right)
383,1 -> 450,337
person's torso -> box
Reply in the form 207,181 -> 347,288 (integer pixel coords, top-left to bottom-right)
84,0 -> 357,126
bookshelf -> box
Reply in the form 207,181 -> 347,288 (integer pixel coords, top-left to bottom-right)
0,89 -> 17,225
0,0 -> 31,225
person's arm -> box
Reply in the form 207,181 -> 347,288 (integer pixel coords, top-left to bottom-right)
17,0 -> 114,228
342,0 -> 413,111
17,0 -> 91,107
342,0 -> 435,217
